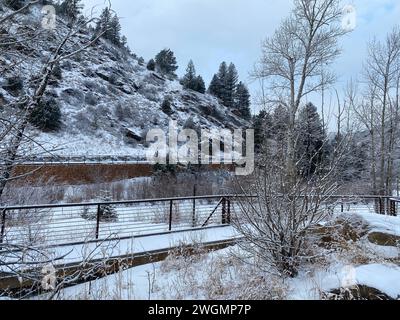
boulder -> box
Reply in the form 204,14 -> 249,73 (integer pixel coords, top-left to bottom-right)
368,232 -> 400,247
96,71 -> 110,82
124,128 -> 142,142
0,93 -> 7,107
199,104 -> 213,116
151,73 -> 166,83
325,285 -> 393,300
118,84 -> 133,95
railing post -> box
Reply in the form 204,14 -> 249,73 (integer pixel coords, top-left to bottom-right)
227,198 -> 231,225
0,209 -> 6,244
386,198 -> 393,216
192,185 -> 196,228
221,197 -> 227,224
169,200 -> 173,231
389,200 -> 397,217
376,197 -> 385,215
95,204 -> 101,240
380,197 -> 385,215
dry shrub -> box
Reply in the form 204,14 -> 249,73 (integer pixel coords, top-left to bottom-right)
3,177 -> 65,205
306,214 -> 389,267
308,214 -> 371,251
161,243 -> 207,273
111,181 -> 125,201
159,245 -> 287,300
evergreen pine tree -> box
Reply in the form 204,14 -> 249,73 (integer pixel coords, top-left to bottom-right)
272,105 -> 289,138
216,62 -> 228,101
217,62 -> 228,84
181,60 -> 197,89
224,63 -> 239,108
98,190 -> 118,222
155,49 -> 178,78
235,81 -> 251,119
328,135 -> 367,182
95,8 -> 123,46
194,75 -> 206,94
161,97 -> 173,115
59,0 -> 83,22
29,98 -> 62,132
96,7 -> 112,38
207,62 -> 228,101
295,103 -> 326,177
208,62 -> 239,108
147,59 -> 156,71
109,14 -> 122,45
208,74 -> 222,97
4,0 -> 26,10
272,105 -> 290,160
253,110 -> 273,153
120,35 -> 128,48
180,61 -> 206,94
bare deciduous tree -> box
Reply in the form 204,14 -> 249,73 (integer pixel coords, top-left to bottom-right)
0,2 -> 108,201
356,26 -> 400,197
237,0 -> 350,277
233,128 -> 349,277
252,0 -> 347,185
0,1 -> 113,298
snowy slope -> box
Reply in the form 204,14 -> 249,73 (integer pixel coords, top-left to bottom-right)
0,5 -> 249,159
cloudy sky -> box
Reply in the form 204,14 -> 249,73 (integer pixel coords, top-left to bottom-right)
82,0 -> 400,115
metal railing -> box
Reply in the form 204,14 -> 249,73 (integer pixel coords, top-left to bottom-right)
10,155 -> 149,165
0,195 -> 232,247
0,194 -> 398,248
335,195 -> 399,216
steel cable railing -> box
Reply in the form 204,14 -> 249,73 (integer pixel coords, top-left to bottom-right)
0,195 -> 398,247
0,196 -> 229,247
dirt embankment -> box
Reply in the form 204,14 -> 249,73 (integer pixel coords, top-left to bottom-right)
10,163 -> 234,186
11,163 -> 153,186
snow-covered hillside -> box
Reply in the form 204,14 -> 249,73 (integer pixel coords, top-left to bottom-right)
0,5 -> 249,160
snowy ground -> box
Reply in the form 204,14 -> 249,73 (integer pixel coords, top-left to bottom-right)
48,247 -> 236,300
356,211 -> 400,237
37,209 -> 400,301
279,209 -> 400,300
43,245 -> 400,300
287,263 -> 400,300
